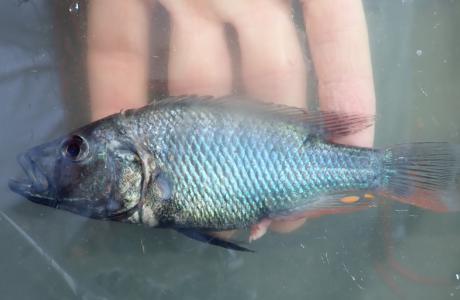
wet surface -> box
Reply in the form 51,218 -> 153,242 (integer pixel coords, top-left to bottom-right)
1,1 -> 460,299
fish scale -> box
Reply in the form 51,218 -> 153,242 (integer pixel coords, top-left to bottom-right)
11,95 -> 460,251
138,103 -> 380,229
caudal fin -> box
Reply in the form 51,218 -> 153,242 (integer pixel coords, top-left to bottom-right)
379,143 -> 460,212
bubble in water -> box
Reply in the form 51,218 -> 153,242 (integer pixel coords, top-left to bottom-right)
401,0 -> 414,4
68,2 -> 80,14
416,49 -> 423,56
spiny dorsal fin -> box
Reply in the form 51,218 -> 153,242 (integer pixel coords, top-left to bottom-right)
151,95 -> 375,139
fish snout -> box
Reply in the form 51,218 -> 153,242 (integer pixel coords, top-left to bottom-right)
20,153 -> 50,192
9,152 -> 52,198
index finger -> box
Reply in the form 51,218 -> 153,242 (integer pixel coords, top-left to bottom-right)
87,0 -> 151,120
302,0 -> 376,147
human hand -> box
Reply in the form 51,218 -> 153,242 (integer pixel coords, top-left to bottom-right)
87,0 -> 375,239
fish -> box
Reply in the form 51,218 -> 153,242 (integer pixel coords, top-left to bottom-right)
9,95 -> 460,251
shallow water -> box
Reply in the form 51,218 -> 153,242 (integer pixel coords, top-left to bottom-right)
1,1 -> 460,299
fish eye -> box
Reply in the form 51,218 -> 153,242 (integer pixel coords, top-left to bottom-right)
62,135 -> 89,161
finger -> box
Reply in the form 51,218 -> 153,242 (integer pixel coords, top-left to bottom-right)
272,0 -> 376,233
219,1 -> 307,233
302,0 -> 376,147
209,230 -> 238,241
223,0 -> 306,106
161,1 -> 232,96
269,218 -> 307,233
161,1 -> 233,238
87,0 -> 151,120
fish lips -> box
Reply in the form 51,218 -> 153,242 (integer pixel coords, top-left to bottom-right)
9,153 -> 57,208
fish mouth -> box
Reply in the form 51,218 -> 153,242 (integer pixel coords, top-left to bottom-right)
9,153 -> 57,207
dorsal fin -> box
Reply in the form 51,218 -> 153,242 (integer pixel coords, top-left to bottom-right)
151,95 -> 374,139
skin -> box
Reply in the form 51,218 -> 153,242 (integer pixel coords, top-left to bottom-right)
87,0 -> 375,238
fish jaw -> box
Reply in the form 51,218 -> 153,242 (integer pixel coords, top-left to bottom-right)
9,151 -> 58,208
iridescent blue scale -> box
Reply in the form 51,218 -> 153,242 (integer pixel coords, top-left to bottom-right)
135,99 -> 381,229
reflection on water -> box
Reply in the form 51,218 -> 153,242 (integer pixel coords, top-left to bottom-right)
1,1 -> 459,299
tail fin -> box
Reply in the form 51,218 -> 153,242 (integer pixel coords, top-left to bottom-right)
379,143 -> 460,212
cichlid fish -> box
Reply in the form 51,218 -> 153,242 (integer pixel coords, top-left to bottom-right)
9,95 -> 460,251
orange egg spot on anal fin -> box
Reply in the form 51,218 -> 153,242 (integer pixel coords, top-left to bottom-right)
364,193 -> 375,200
340,196 -> 360,204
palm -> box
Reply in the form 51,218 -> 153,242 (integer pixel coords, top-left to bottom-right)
87,0 -> 375,237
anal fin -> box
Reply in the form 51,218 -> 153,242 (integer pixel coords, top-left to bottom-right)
271,192 -> 377,221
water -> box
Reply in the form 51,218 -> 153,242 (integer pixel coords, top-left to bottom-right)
1,1 -> 460,299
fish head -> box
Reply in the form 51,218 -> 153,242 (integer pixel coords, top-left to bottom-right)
9,118 -> 143,219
